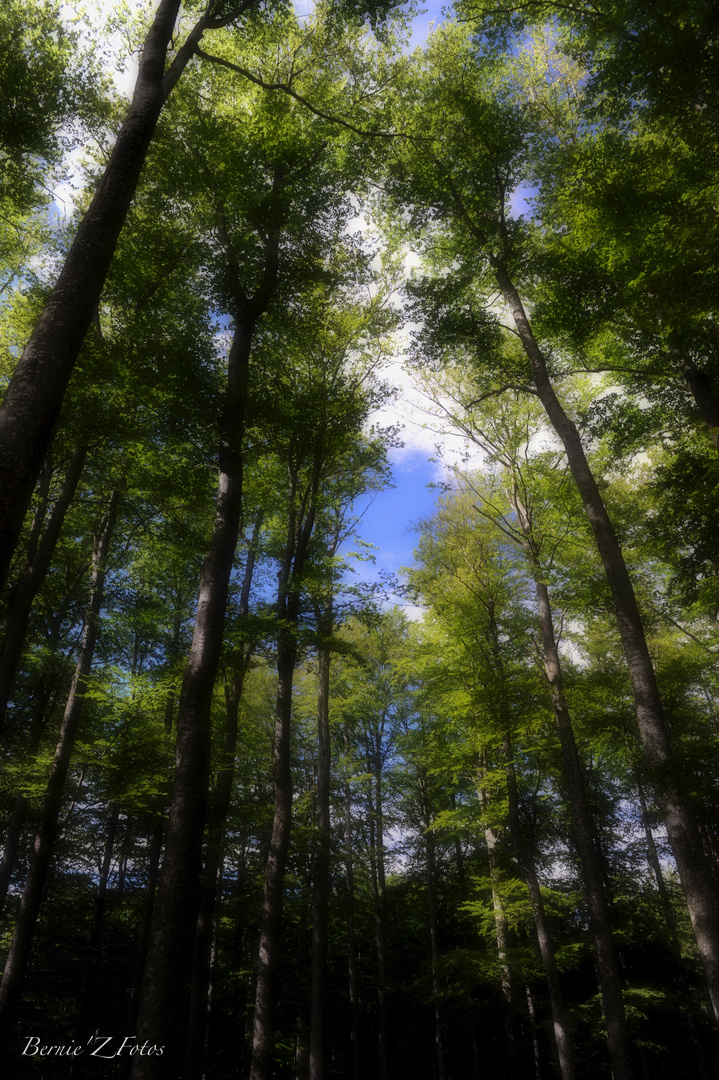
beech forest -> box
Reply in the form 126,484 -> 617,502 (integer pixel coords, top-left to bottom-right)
1,1 -> 719,1078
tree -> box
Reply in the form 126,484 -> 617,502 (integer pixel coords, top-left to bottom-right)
384,21 -> 719,1023
0,0 -> 403,588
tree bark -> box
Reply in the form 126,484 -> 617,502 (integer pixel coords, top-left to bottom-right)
483,600 -> 576,1080
0,796 -> 26,917
418,774 -> 449,1080
183,512 -> 263,1080
0,675 -> 59,916
507,485 -> 635,1080
477,770 -> 525,1080
133,181 -> 280,1075
662,332 -> 719,453
70,803 -> 121,1079
367,720 -> 389,1080
120,818 -> 165,1080
250,462 -> 319,1080
501,734 -> 577,1080
0,489 -> 118,1041
492,256 -> 719,1025
0,443 -> 87,731
308,600 -> 333,1080
678,354 -> 719,452
249,628 -> 298,1080
132,315 -> 254,1080
342,723 -> 362,1080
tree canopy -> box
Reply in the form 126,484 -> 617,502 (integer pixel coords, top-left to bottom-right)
1,2 -> 718,1078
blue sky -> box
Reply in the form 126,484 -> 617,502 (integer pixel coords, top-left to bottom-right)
349,448 -> 444,589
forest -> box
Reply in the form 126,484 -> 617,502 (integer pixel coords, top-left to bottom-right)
1,0 -> 718,1078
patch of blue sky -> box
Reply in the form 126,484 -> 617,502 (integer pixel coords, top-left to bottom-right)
405,0 -> 452,52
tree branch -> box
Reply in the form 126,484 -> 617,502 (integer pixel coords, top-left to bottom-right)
195,48 -> 397,138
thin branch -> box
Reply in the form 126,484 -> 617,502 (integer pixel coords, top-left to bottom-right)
465,384 -> 538,407
195,48 -> 397,138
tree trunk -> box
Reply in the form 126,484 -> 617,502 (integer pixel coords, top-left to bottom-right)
120,818 -> 165,1080
0,0 -> 221,586
678,353 -> 719,452
418,775 -> 449,1080
484,603 -> 575,1080
70,803 -> 120,1079
501,734 -> 577,1080
492,256 -> 719,1025
477,768 -> 526,1080
0,796 -> 26,917
184,513 -> 262,1080
121,593 -> 184,1072
0,443 -> 87,730
0,680 -> 57,916
309,602 -> 333,1080
0,489 -> 118,1040
343,723 -> 362,1080
525,985 -> 543,1080
249,629 -> 298,1080
132,312 -> 255,1080
250,464 -> 318,1080
508,487 -> 635,1080
367,724 -> 389,1080
661,329 -> 719,453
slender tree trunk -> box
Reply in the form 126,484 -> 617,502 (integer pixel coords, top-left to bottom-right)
449,791 -> 465,886
250,630 -> 298,1080
70,803 -> 120,1079
0,443 -> 87,731
184,513 -> 262,1080
501,734 -> 576,1080
484,605 -> 575,1080
250,464 -> 318,1080
477,770 -> 525,1080
659,322 -> 719,453
525,985 -> 542,1080
132,312 -> 255,1080
0,797 -> 26,916
492,257 -> 719,1024
507,488 -> 634,1080
366,726 -> 389,1080
0,489 -> 118,1040
133,189 -> 280,1076
418,776 -> 449,1080
343,724 -> 362,1080
120,819 -> 165,1080
122,595 -> 184,1064
309,601 -> 333,1080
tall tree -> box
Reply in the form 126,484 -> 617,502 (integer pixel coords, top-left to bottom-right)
385,21 -> 719,1021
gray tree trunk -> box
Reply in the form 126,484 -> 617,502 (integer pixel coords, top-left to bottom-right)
492,257 -> 719,1026
250,462 -> 319,1080
183,513 -> 263,1080
507,484 -> 634,1080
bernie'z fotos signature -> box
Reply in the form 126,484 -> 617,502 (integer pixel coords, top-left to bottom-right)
22,1036 -> 164,1059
